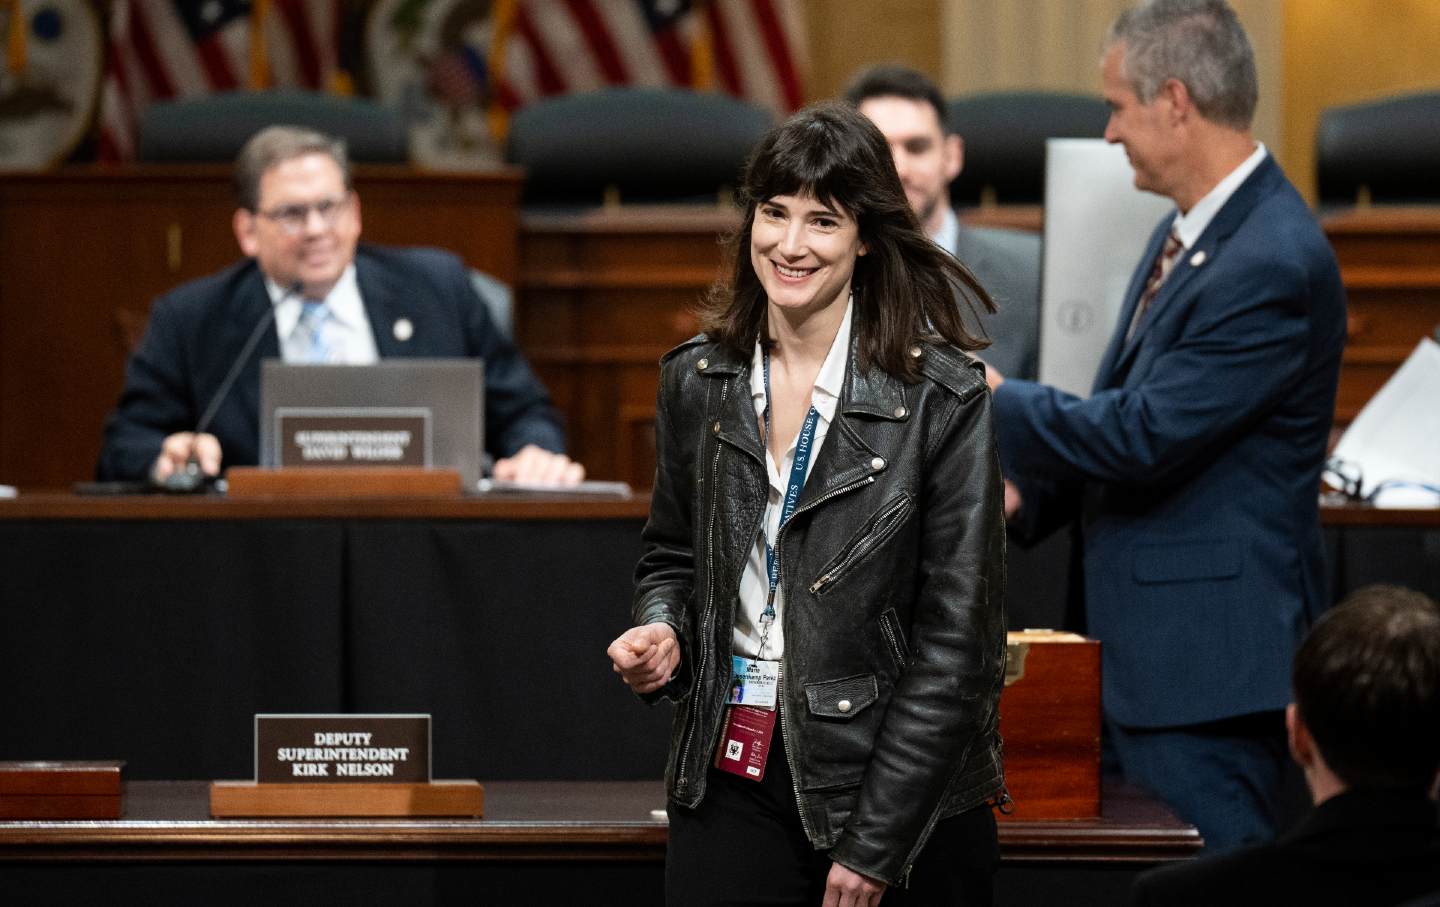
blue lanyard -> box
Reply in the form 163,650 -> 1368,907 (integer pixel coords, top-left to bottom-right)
761,349 -> 821,622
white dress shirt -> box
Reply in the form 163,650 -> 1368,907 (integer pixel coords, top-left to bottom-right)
1171,143 -> 1268,251
269,264 -> 380,365
932,205 -> 961,257
733,298 -> 854,661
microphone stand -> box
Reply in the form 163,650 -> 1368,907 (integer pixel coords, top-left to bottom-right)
162,283 -> 300,493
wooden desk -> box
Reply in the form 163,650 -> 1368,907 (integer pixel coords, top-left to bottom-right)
0,778 -> 1196,905
1323,207 -> 1440,425
0,777 -> 1195,863
0,167 -> 522,490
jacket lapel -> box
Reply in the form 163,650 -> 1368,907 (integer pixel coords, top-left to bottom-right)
705,336 -> 905,514
1104,155 -> 1284,383
793,338 -> 905,516
1093,216 -> 1173,392
705,346 -> 766,467
355,249 -> 408,357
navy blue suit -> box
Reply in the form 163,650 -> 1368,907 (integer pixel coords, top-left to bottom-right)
97,245 -> 564,481
992,156 -> 1346,847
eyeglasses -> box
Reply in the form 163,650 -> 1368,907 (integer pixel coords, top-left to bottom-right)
257,193 -> 352,235
1322,456 -> 1440,506
1322,457 -> 1363,502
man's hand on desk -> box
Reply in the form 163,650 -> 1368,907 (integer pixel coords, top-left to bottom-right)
492,444 -> 585,487
152,432 -> 222,482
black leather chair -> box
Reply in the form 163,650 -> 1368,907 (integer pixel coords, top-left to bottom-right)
137,90 -> 408,163
1316,92 -> 1440,207
505,87 -> 772,206
945,91 -> 1110,206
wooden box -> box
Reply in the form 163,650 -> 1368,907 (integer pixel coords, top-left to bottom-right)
0,761 -> 123,819
997,631 -> 1101,821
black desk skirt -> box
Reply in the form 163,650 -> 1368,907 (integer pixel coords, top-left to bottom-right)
0,515 -> 671,782
2,498 -> 1434,782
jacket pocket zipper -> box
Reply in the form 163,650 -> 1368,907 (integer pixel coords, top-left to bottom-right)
808,494 -> 912,595
879,609 -> 907,671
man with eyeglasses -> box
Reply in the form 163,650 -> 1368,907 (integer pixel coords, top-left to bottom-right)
97,125 -> 583,486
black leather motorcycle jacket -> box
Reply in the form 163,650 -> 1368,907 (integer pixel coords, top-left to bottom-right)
633,332 -> 1008,885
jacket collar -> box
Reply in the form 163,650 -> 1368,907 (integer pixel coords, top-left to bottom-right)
1283,789 -> 1440,845
1097,154 -> 1285,385
704,332 -> 909,512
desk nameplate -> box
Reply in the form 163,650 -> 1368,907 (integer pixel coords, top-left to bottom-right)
255,714 -> 430,784
276,409 -> 431,469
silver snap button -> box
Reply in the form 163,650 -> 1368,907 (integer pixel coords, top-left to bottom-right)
696,358 -> 709,371
909,345 -> 923,359
894,406 -> 907,418
871,457 -> 885,471
836,699 -> 852,713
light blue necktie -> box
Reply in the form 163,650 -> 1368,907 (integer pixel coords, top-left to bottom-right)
294,301 -> 332,363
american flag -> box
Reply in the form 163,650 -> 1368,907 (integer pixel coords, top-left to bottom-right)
494,0 -> 806,117
98,0 -> 343,162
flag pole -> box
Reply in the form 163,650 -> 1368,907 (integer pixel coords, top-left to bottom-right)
487,0 -> 518,144
6,0 -> 26,77
249,0 -> 270,89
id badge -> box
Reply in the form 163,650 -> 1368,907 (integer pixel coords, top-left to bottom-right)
714,704 -> 777,781
728,656 -> 780,709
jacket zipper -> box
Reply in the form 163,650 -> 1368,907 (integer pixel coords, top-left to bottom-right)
771,473 -> 874,842
808,495 -> 910,595
879,613 -> 906,669
777,660 -> 815,840
675,379 -> 729,790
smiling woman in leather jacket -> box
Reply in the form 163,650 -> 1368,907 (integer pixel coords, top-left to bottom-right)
608,103 -> 1008,907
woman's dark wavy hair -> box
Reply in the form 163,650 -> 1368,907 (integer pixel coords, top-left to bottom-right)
699,102 -> 994,382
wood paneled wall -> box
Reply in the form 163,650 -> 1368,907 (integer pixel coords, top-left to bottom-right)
805,0 -> 1440,203
802,0 -> 943,102
1282,0 -> 1440,205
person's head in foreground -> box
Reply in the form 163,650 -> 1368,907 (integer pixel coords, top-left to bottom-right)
1290,584 -> 1440,803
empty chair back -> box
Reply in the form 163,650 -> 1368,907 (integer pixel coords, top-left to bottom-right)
1317,92 -> 1440,207
946,91 -> 1109,206
138,90 -> 408,163
506,88 -> 773,206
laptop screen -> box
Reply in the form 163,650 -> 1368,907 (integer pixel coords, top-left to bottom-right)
258,359 -> 485,487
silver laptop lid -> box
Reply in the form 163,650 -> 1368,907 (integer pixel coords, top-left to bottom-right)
259,359 -> 484,488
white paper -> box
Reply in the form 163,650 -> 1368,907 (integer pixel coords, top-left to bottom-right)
1039,140 -> 1174,397
1332,338 -> 1440,507
475,479 -> 633,497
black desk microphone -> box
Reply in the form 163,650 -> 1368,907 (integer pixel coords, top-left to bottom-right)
162,283 -> 301,493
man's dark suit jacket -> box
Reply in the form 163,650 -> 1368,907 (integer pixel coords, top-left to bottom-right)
97,245 -> 565,481
992,155 -> 1347,727
952,220 -> 1042,382
1131,790 -> 1440,906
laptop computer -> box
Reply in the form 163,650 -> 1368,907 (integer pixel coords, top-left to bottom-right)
259,359 -> 484,488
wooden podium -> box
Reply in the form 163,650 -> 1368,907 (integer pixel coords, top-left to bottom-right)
997,631 -> 1102,821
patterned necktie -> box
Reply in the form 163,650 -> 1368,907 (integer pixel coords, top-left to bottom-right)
293,301 -> 332,363
1126,228 -> 1184,342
